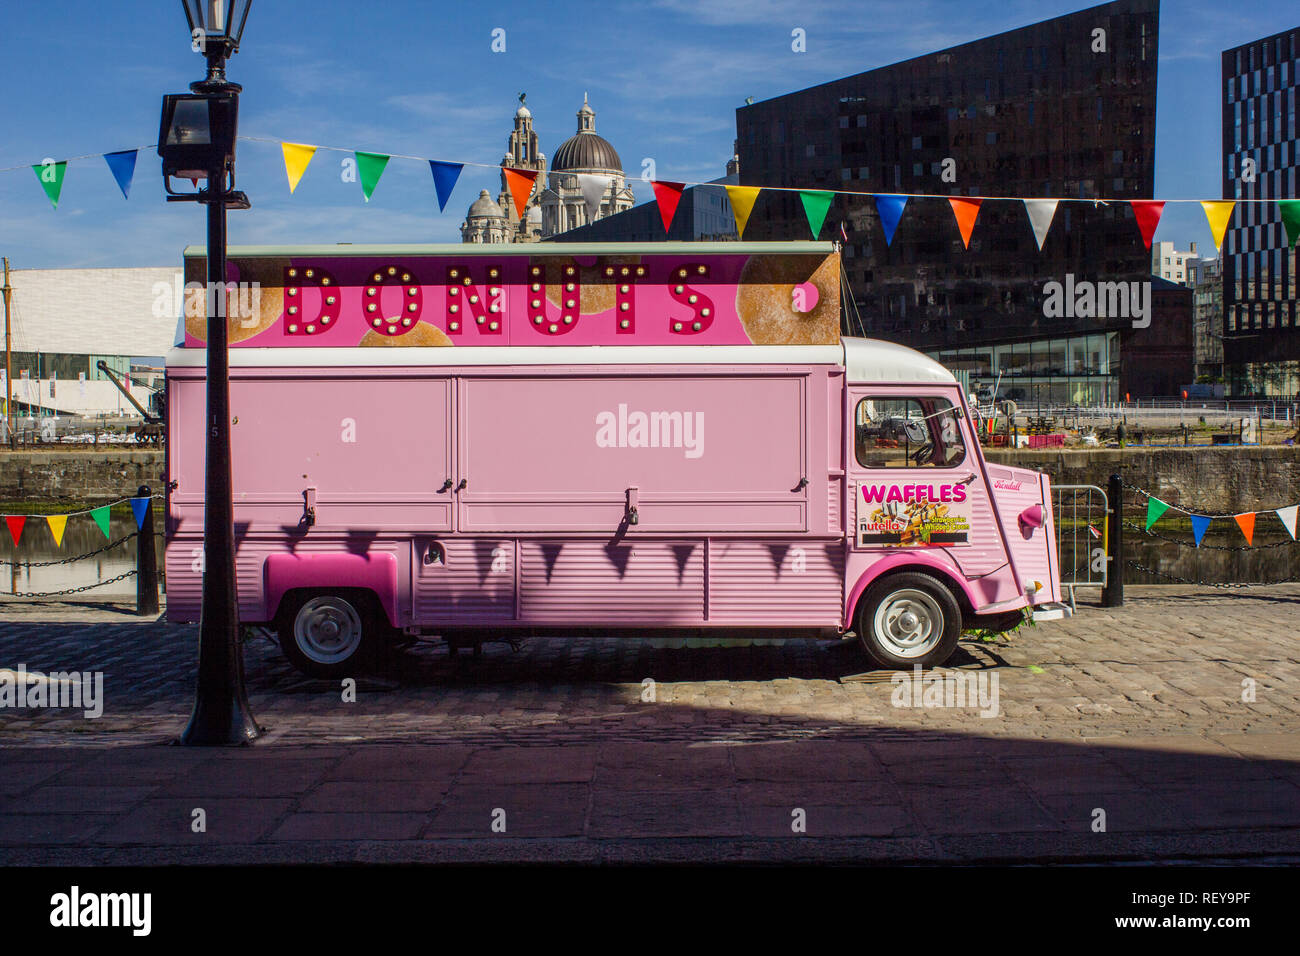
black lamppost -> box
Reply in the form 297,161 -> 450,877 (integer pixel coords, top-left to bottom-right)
161,0 -> 260,746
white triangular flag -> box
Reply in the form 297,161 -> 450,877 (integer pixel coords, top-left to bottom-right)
1023,199 -> 1059,251
576,174 -> 613,219
1277,505 -> 1298,540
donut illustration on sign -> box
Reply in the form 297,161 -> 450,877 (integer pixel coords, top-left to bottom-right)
184,256 -> 287,344
358,322 -> 453,347
734,253 -> 840,346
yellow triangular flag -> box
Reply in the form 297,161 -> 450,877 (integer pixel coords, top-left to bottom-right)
46,513 -> 67,548
1201,201 -> 1235,252
725,186 -> 761,239
281,142 -> 317,194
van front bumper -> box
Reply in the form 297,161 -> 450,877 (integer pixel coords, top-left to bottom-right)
1030,602 -> 1074,623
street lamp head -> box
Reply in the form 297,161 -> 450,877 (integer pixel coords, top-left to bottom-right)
158,93 -> 239,186
183,0 -> 252,57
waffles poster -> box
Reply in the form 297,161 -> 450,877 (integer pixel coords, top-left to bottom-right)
857,484 -> 971,547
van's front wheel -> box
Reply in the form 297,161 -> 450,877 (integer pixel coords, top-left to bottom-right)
857,572 -> 961,669
278,593 -> 376,678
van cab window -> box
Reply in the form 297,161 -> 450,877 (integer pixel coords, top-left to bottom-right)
855,397 -> 966,468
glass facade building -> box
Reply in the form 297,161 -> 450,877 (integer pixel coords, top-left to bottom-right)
1221,26 -> 1300,396
735,0 -> 1159,397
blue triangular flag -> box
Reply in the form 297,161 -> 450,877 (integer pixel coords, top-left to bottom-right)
1190,514 -> 1212,547
104,149 -> 138,200
428,160 -> 463,212
873,194 -> 908,246
129,496 -> 150,530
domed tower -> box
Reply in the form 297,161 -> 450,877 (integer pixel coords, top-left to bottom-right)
460,189 -> 509,244
495,94 -> 547,242
540,94 -> 635,238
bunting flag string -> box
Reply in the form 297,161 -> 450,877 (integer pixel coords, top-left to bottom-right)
576,173 -> 612,219
7,134 -> 1297,253
103,149 -> 138,200
0,495 -> 158,549
724,185 -> 761,239
1138,489 -> 1300,549
354,151 -> 390,202
502,167 -> 538,218
281,142 -> 317,194
874,194 -> 908,246
32,160 -> 68,209
1281,200 -> 1300,248
651,180 -> 685,232
428,160 -> 463,212
948,197 -> 982,249
1023,199 -> 1059,250
799,190 -> 833,238
1130,200 -> 1165,249
1200,200 -> 1236,253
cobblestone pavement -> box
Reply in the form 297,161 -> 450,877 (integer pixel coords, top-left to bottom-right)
1,586 -> 1298,863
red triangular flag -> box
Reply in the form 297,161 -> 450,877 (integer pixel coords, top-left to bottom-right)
5,515 -> 25,546
501,167 -> 538,218
1234,512 -> 1255,546
651,181 -> 685,233
948,198 -> 982,249
1130,200 -> 1165,249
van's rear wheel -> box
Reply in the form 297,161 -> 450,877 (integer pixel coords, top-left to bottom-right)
857,572 -> 961,669
278,593 -> 377,678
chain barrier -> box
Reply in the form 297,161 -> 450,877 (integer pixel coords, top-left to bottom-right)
0,530 -> 140,568
1123,560 -> 1299,590
8,569 -> 139,599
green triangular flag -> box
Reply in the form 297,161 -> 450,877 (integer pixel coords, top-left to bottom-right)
1144,497 -> 1170,531
799,190 -> 833,238
32,160 -> 68,209
90,505 -> 111,540
354,151 -> 390,202
1280,200 -> 1300,248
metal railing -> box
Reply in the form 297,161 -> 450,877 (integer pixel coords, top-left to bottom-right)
1052,484 -> 1109,607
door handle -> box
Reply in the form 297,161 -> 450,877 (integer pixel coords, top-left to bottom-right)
794,476 -> 809,491
957,473 -> 976,486
456,478 -> 468,492
438,479 -> 453,493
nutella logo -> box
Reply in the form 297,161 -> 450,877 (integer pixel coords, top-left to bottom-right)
595,404 -> 704,459
862,484 -> 967,504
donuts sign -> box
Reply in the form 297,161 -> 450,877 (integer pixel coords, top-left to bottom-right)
180,248 -> 842,350
857,484 -> 972,547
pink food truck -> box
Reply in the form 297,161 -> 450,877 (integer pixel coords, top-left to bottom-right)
165,241 -> 1071,677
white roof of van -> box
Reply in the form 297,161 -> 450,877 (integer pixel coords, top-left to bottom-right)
167,337 -> 955,384
841,337 -> 957,384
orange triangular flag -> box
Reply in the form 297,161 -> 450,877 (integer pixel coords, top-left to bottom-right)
948,198 -> 982,249
1234,512 -> 1255,546
1130,200 -> 1165,249
501,167 -> 538,218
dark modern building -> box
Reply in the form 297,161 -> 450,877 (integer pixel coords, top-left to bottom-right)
736,0 -> 1160,402
1221,26 -> 1299,397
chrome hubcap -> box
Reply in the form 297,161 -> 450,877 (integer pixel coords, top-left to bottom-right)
873,588 -> 944,658
294,596 -> 363,665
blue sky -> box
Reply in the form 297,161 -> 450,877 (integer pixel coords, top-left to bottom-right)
0,0 -> 1293,268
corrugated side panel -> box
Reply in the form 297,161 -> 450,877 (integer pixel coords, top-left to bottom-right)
164,539 -> 203,623
414,538 -> 516,623
519,541 -> 704,624
828,478 -> 841,532
708,540 -> 845,625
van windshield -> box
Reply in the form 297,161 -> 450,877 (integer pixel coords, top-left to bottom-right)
855,396 -> 966,469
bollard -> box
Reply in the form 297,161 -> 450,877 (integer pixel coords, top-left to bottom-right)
136,484 -> 159,616
1101,473 -> 1124,607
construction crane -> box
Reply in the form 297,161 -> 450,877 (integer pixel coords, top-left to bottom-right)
96,360 -> 165,445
